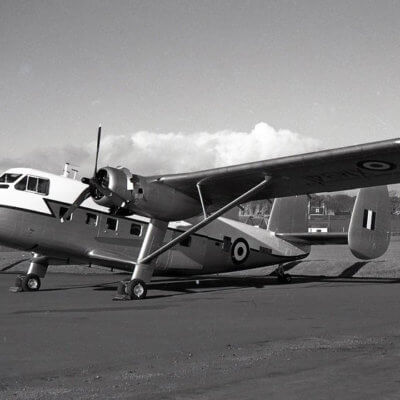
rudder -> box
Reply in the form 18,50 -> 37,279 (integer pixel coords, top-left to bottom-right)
348,186 -> 391,259
267,195 -> 309,233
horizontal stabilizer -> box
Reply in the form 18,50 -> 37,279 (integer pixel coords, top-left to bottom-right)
276,232 -> 348,245
348,186 -> 391,259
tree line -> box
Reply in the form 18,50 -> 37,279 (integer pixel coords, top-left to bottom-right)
241,192 -> 400,216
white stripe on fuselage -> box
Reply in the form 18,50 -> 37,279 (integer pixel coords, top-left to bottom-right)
2,168 -> 150,223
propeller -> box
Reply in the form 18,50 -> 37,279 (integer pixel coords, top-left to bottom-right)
61,125 -> 126,222
60,187 -> 91,222
94,124 -> 101,176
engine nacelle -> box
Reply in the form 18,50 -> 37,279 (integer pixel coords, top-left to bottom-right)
93,167 -> 133,210
129,175 -> 201,221
92,167 -> 201,220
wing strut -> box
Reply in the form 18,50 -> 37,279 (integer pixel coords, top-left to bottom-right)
140,176 -> 271,265
115,176 -> 271,300
196,181 -> 208,219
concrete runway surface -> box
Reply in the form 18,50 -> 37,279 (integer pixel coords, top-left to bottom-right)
2,246 -> 400,399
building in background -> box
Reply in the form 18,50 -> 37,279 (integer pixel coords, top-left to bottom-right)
240,195 -> 400,235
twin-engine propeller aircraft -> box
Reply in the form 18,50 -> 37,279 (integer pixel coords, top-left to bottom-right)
1,127 -> 399,299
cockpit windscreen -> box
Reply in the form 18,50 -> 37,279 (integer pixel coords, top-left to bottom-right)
0,173 -> 21,183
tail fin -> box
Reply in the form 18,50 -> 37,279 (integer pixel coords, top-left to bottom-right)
267,195 -> 308,233
348,186 -> 391,259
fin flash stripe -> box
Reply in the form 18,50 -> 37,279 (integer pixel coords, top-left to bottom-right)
363,209 -> 376,230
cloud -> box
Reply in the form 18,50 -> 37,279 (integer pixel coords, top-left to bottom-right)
0,146 -> 91,176
3,122 -> 322,177
96,122 -> 322,175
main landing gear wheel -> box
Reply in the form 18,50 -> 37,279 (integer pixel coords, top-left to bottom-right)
18,274 -> 41,291
127,279 -> 147,300
277,273 -> 292,284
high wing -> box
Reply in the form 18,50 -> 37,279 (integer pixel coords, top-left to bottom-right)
156,138 -> 400,207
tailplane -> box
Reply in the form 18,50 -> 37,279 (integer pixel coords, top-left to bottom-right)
271,186 -> 391,260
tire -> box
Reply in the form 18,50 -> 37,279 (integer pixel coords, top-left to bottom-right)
21,274 -> 41,292
127,279 -> 147,300
277,274 -> 291,284
15,275 -> 24,288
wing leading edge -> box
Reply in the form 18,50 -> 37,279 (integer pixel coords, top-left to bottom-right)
155,138 -> 400,207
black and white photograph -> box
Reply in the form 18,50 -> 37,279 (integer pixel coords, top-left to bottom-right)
1,1 -> 400,398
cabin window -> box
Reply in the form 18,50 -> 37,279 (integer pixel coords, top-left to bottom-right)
15,175 -> 49,195
59,206 -> 72,221
86,213 -> 97,226
0,173 -> 21,183
130,223 -> 142,236
106,217 -> 118,231
180,236 -> 192,247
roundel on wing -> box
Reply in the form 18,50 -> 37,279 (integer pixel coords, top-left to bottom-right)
231,238 -> 250,265
357,160 -> 396,171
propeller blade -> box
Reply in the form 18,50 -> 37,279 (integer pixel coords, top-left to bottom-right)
60,187 -> 91,222
94,124 -> 102,176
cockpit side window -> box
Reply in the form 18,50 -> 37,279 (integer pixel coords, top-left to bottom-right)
27,176 -> 37,192
0,173 -> 21,183
37,179 -> 49,195
15,176 -> 28,191
15,175 -> 50,195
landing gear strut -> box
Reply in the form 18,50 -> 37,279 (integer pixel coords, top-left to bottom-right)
113,219 -> 168,301
113,177 -> 271,301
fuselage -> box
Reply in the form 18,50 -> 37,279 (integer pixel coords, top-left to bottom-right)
0,168 -> 310,275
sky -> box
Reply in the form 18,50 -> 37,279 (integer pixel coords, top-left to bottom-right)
0,0 -> 399,177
